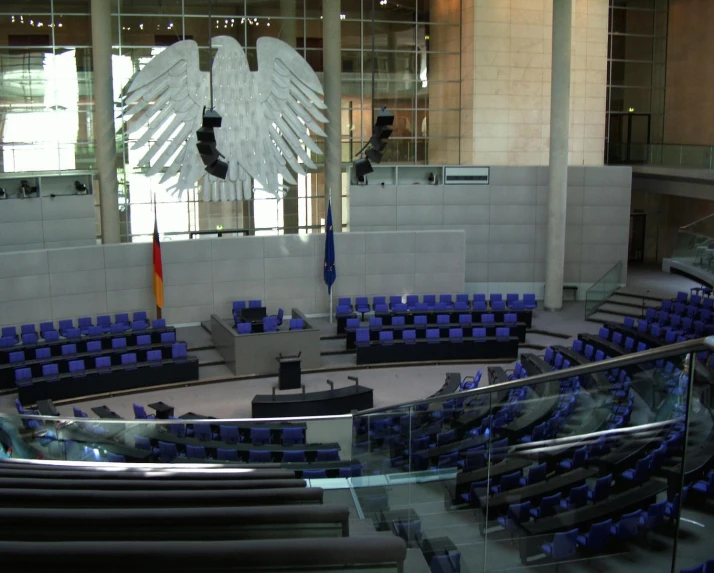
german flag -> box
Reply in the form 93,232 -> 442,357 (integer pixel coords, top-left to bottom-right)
152,205 -> 164,313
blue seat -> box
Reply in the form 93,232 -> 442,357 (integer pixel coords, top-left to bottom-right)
263,316 -> 278,332
426,329 -> 439,343
220,425 -> 240,444
491,471 -> 521,494
448,328 -> 463,342
530,493 -> 561,519
232,301 -> 246,312
560,483 -> 589,511
9,351 -> 24,364
42,363 -> 59,380
136,334 -> 151,346
248,299 -> 262,308
39,322 -> 54,335
355,297 -> 370,316
216,448 -> 239,461
134,436 -> 158,454
588,474 -> 612,503
61,344 -> 77,356
186,445 -> 208,459
403,329 -> 417,344
369,317 -> 382,331
132,403 -> 155,420
693,472 -> 714,496
610,510 -> 642,540
106,453 -> 126,463
157,441 -> 182,462
111,338 -> 127,350
20,324 -> 35,336
559,446 -> 587,471
161,331 -> 176,343
439,294 -> 453,308
97,315 -> 112,332
639,500 -> 667,531
519,462 -> 547,487
414,315 -> 427,327
576,518 -> 612,552
495,327 -> 510,339
679,566 -> 705,573
95,356 -> 111,372
250,427 -> 271,445
622,455 -> 651,483
355,328 -> 370,347
115,313 -> 130,325
193,423 -> 216,442
303,469 -> 327,479
506,293 -> 518,307
482,313 -> 495,324
69,359 -> 86,377
172,343 -> 188,361
316,449 -> 340,462
541,528 -> 578,564
249,449 -> 272,463
436,314 -> 450,326
152,318 -> 166,329
121,353 -> 138,369
423,294 -> 436,308
57,320 -> 73,335
282,450 -> 305,462
372,296 -> 386,308
110,323 -> 127,334
523,293 -> 536,309
379,331 -> 394,345
289,318 -> 304,330
87,326 -> 103,337
497,501 -> 531,533
147,349 -> 162,364
472,327 -> 486,339
237,323 -> 252,334
282,427 -> 304,445
459,479 -> 491,505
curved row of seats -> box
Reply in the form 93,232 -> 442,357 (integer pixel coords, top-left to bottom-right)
0,459 -> 407,571
0,312 -> 165,347
337,293 -> 537,316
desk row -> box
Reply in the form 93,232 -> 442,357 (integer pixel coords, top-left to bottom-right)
355,336 -> 519,364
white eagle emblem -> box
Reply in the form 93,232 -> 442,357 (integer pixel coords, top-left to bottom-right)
123,36 -> 327,201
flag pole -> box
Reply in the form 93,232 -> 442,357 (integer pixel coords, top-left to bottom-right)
153,193 -> 162,320
328,188 -> 333,324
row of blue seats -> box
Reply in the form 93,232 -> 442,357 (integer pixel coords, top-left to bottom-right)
231,300 -> 263,311
644,307 -> 714,333
0,318 -> 169,348
354,326 -> 513,345
7,333 -> 177,365
14,342 -> 189,383
349,314 -> 519,330
2,312 -> 161,339
338,293 -> 536,315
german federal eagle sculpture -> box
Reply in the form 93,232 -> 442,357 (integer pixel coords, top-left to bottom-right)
123,36 -> 327,201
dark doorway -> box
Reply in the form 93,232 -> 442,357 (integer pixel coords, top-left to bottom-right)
607,112 -> 651,164
629,212 -> 646,263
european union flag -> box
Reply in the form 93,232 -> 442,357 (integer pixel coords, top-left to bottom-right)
323,199 -> 336,294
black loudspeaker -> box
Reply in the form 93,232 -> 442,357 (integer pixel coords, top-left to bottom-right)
365,148 -> 382,164
196,126 -> 216,143
202,108 -> 222,128
375,107 -> 395,127
354,157 -> 373,178
207,158 -> 229,179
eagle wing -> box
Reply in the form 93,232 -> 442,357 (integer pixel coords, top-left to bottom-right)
123,40 -> 209,196
253,37 -> 328,195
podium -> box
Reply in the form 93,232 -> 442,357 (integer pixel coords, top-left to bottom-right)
277,353 -> 301,390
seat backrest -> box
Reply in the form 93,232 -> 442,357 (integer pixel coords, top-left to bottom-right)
35,347 -> 50,361
161,331 -> 176,343
482,313 -> 494,323
250,427 -> 271,444
147,349 -> 162,362
112,338 -> 127,349
403,329 -> 416,342
496,327 -> 509,338
152,318 -> 166,329
69,359 -> 85,373
449,328 -> 463,340
282,450 -> 305,462
552,529 -> 578,558
379,330 -> 394,343
436,314 -> 450,325
237,323 -> 252,334
316,448 -> 339,461
392,316 -> 405,326
61,344 -> 77,356
426,328 -> 439,340
121,353 -> 137,366
439,294 -> 453,304
472,327 -> 486,338
136,335 -> 151,346
39,321 -> 54,333
172,343 -> 188,359
369,317 -> 382,329
355,328 -> 370,343
115,313 -> 130,325
373,296 -> 386,305
186,445 -> 207,459
42,363 -> 59,377
95,356 -> 111,370
14,367 -> 31,382
9,351 -> 24,363
220,425 -> 239,443
569,484 -> 588,506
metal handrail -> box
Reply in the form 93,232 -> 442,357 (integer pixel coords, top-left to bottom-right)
584,260 -> 623,319
354,336 -> 714,416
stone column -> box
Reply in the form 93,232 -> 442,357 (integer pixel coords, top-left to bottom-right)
91,0 -> 120,243
280,0 -> 299,234
544,0 -> 573,311
322,0 -> 342,231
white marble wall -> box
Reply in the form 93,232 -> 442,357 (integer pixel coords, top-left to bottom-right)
461,0 -> 608,166
0,195 -> 96,252
350,165 -> 632,298
0,231 -> 466,328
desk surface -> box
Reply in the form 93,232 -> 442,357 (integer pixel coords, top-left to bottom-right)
252,385 -> 371,405
36,399 -> 59,416
521,479 -> 665,536
481,467 -> 597,514
148,401 -> 174,413
91,406 -> 122,419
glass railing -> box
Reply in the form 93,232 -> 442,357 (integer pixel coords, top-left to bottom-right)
584,260 -> 623,319
2,338 -> 712,572
670,214 -> 714,273
608,142 -> 714,170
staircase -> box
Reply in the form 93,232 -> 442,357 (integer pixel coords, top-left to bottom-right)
587,288 -> 662,324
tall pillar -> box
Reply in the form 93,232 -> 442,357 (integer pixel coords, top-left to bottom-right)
280,0 -> 299,234
322,0 -> 342,231
544,0 -> 573,311
91,0 -> 120,243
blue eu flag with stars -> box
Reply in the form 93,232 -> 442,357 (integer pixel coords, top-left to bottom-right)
324,199 -> 336,294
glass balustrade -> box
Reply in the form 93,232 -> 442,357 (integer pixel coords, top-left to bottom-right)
1,339 -> 712,572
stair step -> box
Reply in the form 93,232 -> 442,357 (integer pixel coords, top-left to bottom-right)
607,294 -> 660,309
597,303 -> 643,318
615,288 -> 668,303
587,311 -> 629,324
